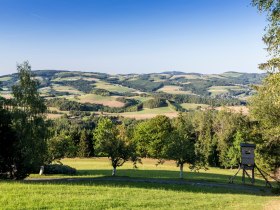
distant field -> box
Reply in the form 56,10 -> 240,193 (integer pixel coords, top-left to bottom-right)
77,94 -> 125,107
157,85 -> 193,95
221,72 -> 244,77
52,84 -> 83,95
215,106 -> 249,115
0,76 -> 12,81
128,96 -> 154,102
117,106 -> 178,119
0,158 -> 276,210
171,74 -> 202,80
208,86 -> 245,96
52,76 -> 82,81
180,103 -> 209,110
0,93 -> 13,99
39,87 -> 52,94
93,81 -> 136,93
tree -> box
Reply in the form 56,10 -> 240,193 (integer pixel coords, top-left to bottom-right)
226,130 -> 243,168
252,0 -> 280,72
192,110 -> 217,167
0,107 -> 18,179
94,117 -> 135,176
133,115 -> 172,162
251,0 -> 280,175
11,61 -> 48,178
212,110 -> 247,168
78,129 -> 92,157
166,113 -> 196,178
47,132 -> 76,162
250,75 -> 280,172
0,61 -> 48,179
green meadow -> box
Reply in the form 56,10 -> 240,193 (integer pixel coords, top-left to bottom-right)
0,158 -> 278,210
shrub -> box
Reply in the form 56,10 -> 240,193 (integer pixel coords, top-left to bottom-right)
44,164 -> 76,175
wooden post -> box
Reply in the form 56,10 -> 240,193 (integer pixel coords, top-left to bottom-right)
242,168 -> 245,184
252,167 -> 255,184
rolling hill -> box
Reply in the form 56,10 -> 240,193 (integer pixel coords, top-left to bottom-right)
0,70 -> 265,119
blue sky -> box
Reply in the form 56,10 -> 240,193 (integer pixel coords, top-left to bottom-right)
0,0 -> 268,75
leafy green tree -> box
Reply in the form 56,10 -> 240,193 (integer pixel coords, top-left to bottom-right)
133,115 -> 172,162
192,110 -> 217,167
10,61 -> 48,179
78,129 -> 92,157
250,75 -> 280,172
212,110 -> 244,168
252,0 -> 280,72
0,107 -> 18,179
166,113 -> 196,178
94,117 -> 135,176
226,130 -> 243,168
12,61 -> 47,116
0,61 -> 48,179
47,132 -> 76,162
251,0 -> 280,174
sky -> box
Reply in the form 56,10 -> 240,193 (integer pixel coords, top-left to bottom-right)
0,0 -> 269,75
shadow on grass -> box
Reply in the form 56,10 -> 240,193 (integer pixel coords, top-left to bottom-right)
18,169 -> 277,196
77,168 -> 271,186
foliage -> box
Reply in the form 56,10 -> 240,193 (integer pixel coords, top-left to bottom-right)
44,164 -> 76,175
133,115 -> 172,160
252,0 -> 280,59
166,113 -> 196,178
78,129 -> 93,157
0,108 -> 18,179
94,117 -> 137,175
0,61 -> 48,179
122,79 -> 163,92
47,132 -> 77,162
250,74 -> 280,172
54,79 -> 94,93
192,110 -> 217,167
143,98 -> 167,109
93,88 -> 111,96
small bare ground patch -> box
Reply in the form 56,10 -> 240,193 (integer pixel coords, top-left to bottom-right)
264,200 -> 280,210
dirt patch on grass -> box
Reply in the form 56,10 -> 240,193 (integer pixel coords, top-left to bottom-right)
264,200 -> 280,210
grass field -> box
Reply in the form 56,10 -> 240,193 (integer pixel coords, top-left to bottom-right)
77,94 -> 125,107
93,81 -> 136,93
208,86 -> 245,96
52,84 -> 83,95
0,76 -> 12,81
118,106 -> 178,119
157,85 -> 193,95
171,74 -> 202,80
215,106 -> 249,115
180,103 -> 209,110
0,158 -> 278,210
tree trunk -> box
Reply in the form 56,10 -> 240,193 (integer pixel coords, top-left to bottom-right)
180,164 -> 183,179
112,167 -> 116,176
39,166 -> 44,175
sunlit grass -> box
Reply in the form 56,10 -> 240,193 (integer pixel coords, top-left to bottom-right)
0,158 -> 278,209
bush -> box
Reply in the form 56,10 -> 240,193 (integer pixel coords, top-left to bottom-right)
44,164 -> 76,175
143,98 -> 167,109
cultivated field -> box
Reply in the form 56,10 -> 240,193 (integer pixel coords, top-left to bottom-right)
117,107 -> 178,119
0,158 -> 278,210
76,94 -> 125,107
157,85 -> 193,95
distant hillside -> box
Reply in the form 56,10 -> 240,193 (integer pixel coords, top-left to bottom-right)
0,70 -> 266,119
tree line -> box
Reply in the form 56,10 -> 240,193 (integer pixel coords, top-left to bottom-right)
0,61 -> 279,179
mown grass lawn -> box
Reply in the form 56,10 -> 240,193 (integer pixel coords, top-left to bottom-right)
0,158 -> 278,210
